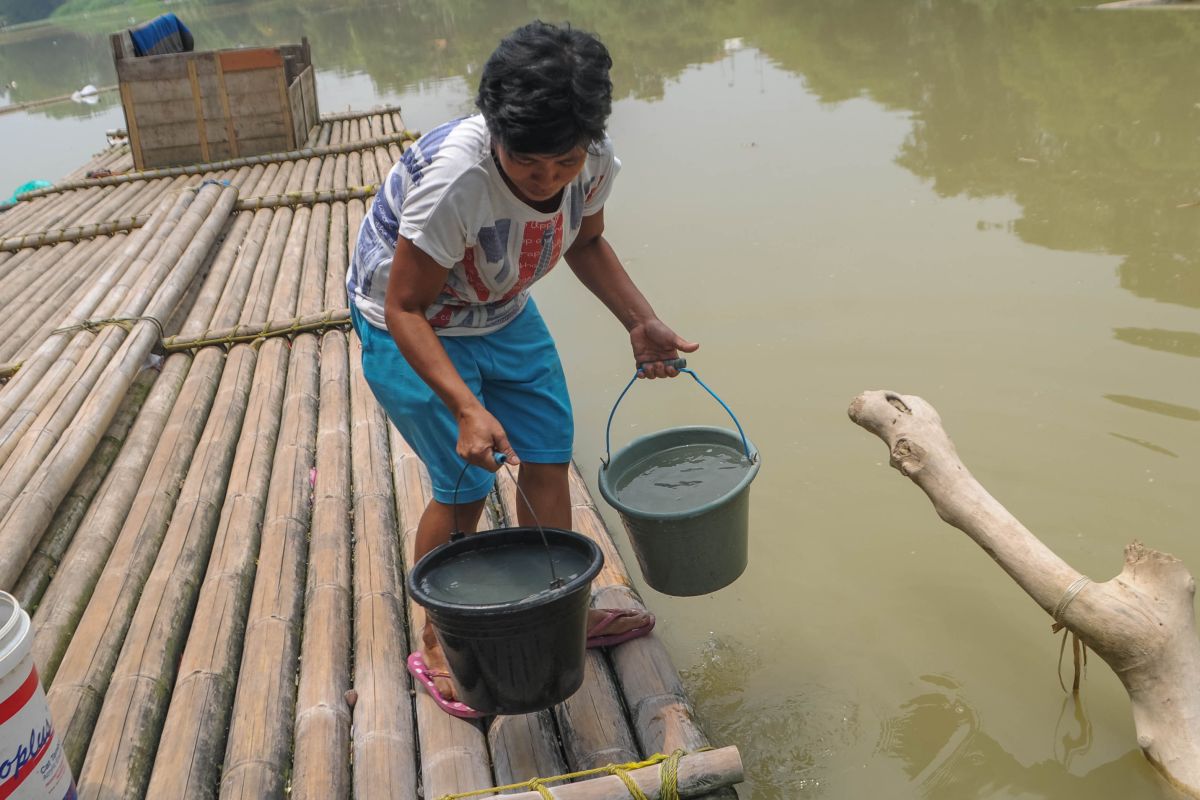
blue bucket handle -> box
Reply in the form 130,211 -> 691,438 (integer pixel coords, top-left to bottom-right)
603,359 -> 756,468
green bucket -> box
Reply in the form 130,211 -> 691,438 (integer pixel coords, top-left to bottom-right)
597,362 -> 760,596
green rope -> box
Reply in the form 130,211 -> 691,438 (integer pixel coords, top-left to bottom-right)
433,749 -> 690,800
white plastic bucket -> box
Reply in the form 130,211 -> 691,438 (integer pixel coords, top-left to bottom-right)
0,592 -> 76,800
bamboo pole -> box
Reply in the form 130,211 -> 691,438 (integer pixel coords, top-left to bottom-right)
216,336 -> 318,799
0,185 -> 380,253
0,85 -> 118,116
389,427 -> 494,797
0,183 -> 239,590
499,747 -> 743,800
27,178 -> 258,683
31,352 -> 198,684
0,189 -> 192,446
291,331 -> 353,800
218,155 -> 325,798
69,345 -> 257,794
347,332 -> 418,800
0,237 -> 113,362
39,160 -> 269,751
20,133 -> 418,200
140,339 -> 292,800
5,237 -> 124,369
11,365 -> 157,609
0,240 -> 76,310
319,104 -> 403,123
149,175 -> 314,797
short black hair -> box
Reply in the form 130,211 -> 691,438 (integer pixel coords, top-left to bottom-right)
476,21 -> 613,155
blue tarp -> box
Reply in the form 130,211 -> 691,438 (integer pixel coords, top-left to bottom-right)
129,13 -> 195,57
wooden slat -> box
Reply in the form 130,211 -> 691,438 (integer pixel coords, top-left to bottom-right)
220,48 -> 284,72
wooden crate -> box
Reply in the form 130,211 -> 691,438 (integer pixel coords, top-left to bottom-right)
111,34 -> 320,169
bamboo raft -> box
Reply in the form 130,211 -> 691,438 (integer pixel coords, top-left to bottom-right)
0,106 -> 741,799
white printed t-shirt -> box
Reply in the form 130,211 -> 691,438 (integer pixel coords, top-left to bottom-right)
347,114 -> 620,336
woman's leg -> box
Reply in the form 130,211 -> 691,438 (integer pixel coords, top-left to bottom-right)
516,462 -> 651,640
416,497 -> 486,701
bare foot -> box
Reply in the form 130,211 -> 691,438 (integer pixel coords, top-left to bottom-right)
586,608 -> 654,642
422,624 -> 457,700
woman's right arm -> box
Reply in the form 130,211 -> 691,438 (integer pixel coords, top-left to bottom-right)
383,236 -> 519,469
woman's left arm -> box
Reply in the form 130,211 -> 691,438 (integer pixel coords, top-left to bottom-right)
564,209 -> 699,379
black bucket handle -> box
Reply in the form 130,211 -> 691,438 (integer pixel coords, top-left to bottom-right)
603,359 -> 756,469
450,454 -> 563,588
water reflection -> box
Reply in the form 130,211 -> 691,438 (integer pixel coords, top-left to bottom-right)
4,0 -> 1197,309
1114,328 -> 1200,359
879,674 -> 1180,799
1104,394 -> 1200,422
682,636 -> 862,799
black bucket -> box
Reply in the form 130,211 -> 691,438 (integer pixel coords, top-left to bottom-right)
408,526 -> 603,715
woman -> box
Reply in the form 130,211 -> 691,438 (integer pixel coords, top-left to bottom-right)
348,20 -> 697,717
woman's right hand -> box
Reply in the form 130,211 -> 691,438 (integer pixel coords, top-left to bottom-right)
456,405 -> 520,471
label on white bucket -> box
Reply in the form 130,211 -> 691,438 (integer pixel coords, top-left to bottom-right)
0,592 -> 75,800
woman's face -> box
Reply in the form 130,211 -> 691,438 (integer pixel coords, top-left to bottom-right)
493,143 -> 587,204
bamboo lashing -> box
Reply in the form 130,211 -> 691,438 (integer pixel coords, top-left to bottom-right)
19,134 -> 416,200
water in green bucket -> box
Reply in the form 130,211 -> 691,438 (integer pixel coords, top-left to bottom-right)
598,361 -> 760,596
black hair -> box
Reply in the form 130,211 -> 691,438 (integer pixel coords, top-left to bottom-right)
476,20 -> 613,155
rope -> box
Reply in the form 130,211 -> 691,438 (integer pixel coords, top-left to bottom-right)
1050,575 -> 1092,696
433,749 -> 690,800
18,134 -> 416,200
49,315 -> 164,341
1050,576 -> 1091,631
0,311 -> 351,380
0,186 -> 379,252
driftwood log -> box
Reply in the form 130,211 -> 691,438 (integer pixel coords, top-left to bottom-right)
848,390 -> 1200,796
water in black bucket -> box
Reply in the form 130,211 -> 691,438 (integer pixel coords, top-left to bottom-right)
408,526 -> 603,715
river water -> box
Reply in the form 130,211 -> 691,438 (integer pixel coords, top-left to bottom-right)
3,1 -> 1199,797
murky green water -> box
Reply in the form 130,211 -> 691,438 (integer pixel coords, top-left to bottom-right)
614,442 -> 754,511
417,542 -> 592,605
5,1 -> 1200,797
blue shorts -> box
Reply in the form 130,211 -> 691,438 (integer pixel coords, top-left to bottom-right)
351,300 -> 573,504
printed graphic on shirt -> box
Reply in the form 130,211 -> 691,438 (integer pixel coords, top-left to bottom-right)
347,115 -> 618,336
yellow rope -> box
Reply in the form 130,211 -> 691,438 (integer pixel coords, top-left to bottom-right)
433,750 -> 690,800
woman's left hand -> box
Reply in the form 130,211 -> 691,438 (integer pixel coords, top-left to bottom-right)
630,319 -> 699,379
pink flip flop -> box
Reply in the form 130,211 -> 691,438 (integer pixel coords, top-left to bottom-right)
586,608 -> 656,648
406,652 -> 486,719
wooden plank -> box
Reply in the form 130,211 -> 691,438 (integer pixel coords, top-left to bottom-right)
302,66 -> 319,137
137,118 -> 220,149
222,69 -> 282,98
116,54 -> 191,82
126,78 -> 195,105
220,48 -> 284,73
215,58 -> 240,158
288,79 -> 306,149
118,82 -> 145,171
